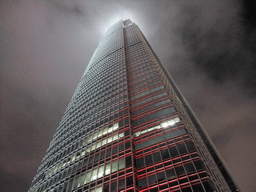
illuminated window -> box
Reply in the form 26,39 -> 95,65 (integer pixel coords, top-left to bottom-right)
135,129 -> 186,150
134,117 -> 180,138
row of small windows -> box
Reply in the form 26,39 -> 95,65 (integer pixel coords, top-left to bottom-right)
85,123 -> 118,144
129,71 -> 158,84
32,157 -> 125,192
58,103 -> 128,148
127,56 -> 150,70
103,176 -> 133,192
135,128 -> 187,151
124,29 -> 140,38
62,91 -> 127,128
124,27 -> 142,47
55,94 -> 128,142
129,69 -> 156,81
129,75 -> 158,90
125,45 -> 150,62
130,79 -> 160,97
74,75 -> 126,107
137,181 -> 215,192
127,58 -> 154,71
89,48 -> 124,70
49,107 -> 125,161
38,117 -> 130,186
87,52 -> 124,77
89,87 -> 126,105
126,48 -> 148,62
45,119 -> 129,179
97,36 -> 123,51
50,115 -> 121,158
96,43 -> 123,57
134,117 -> 181,138
125,40 -> 144,51
86,132 -> 125,154
132,106 -> 176,127
79,97 -> 128,125
91,49 -> 124,68
129,71 -> 157,84
74,70 -> 126,105
45,138 -> 130,187
126,54 -> 150,68
96,39 -> 124,54
130,80 -> 162,97
137,160 -> 201,188
131,92 -> 167,108
35,139 -> 132,191
63,84 -> 127,125
128,65 -> 153,81
127,60 -> 155,72
128,51 -> 150,63
126,45 -> 149,58
128,63 -> 160,95
39,109 -> 129,178
86,58 -> 125,84
130,85 -> 164,101
126,55 -> 151,69
79,56 -> 125,95
63,81 -> 126,126
126,45 -> 145,58
67,90 -> 127,123
132,98 -> 172,116
136,140 -> 196,169
127,48 -> 145,60
63,99 -> 124,128
75,72 -> 125,102
86,55 -> 119,76
133,119 -> 185,153
124,30 -> 140,42
91,44 -> 124,64
47,123 -> 119,176
82,58 -> 123,84
138,161 -> 208,192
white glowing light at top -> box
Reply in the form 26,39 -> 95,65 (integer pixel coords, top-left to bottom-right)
100,9 -> 138,35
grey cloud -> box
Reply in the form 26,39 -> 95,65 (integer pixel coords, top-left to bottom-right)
46,0 -> 84,15
176,1 -> 256,96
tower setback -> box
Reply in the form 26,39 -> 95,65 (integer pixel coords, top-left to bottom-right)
28,19 -> 238,192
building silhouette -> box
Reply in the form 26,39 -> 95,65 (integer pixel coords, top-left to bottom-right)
28,19 -> 238,192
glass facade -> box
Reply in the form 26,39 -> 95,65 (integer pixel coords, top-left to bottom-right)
28,20 -> 238,192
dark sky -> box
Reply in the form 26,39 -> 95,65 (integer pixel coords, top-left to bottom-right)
1,0 -> 256,191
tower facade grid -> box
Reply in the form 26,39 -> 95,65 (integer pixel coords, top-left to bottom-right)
28,19 -> 238,192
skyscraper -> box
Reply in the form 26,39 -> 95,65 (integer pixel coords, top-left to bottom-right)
28,19 -> 238,192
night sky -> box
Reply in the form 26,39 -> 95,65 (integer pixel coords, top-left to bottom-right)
1,0 -> 256,191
